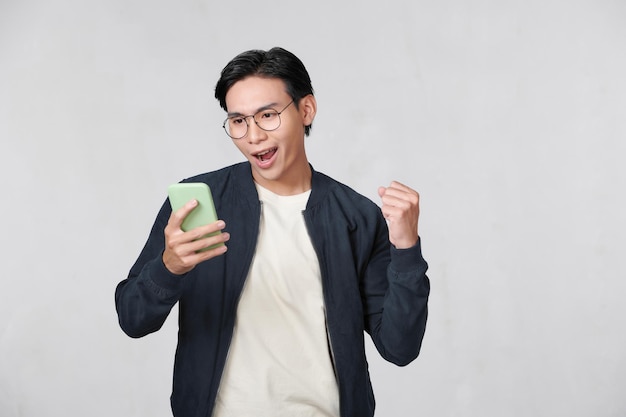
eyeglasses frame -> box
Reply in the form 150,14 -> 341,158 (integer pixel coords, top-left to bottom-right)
222,100 -> 295,140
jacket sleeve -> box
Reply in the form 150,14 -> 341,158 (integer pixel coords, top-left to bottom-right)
362,221 -> 430,366
114,201 -> 186,338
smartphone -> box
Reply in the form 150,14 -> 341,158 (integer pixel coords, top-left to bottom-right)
167,182 -> 223,250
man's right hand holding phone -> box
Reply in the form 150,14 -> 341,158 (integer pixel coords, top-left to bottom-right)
163,199 -> 230,275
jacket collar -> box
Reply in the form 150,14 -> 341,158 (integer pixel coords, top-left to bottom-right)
231,162 -> 332,209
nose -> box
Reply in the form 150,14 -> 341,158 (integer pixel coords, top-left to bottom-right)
246,118 -> 267,144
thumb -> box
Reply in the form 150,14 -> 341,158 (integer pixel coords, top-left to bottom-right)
377,186 -> 386,198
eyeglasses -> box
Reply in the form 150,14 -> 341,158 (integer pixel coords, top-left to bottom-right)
222,100 -> 294,139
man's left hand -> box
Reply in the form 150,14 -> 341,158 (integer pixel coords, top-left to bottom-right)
378,181 -> 420,249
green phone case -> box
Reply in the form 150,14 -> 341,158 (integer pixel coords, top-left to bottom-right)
167,182 -> 223,250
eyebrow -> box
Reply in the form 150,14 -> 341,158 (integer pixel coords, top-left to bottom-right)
227,102 -> 280,118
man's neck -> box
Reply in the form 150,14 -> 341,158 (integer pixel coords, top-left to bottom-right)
253,164 -> 312,196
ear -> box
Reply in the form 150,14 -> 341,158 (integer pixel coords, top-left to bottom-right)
299,94 -> 317,127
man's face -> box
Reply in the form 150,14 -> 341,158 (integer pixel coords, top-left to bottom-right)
224,76 -> 315,195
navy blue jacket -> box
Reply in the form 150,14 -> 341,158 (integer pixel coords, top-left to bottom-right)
115,162 -> 430,417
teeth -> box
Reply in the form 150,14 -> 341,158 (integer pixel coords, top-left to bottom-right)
255,148 -> 276,159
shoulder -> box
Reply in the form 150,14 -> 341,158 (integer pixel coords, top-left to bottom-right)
178,163 -> 259,208
310,169 -> 381,216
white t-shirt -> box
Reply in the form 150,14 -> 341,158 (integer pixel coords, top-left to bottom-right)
212,183 -> 340,417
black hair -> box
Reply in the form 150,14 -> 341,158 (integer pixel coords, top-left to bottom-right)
214,47 -> 315,136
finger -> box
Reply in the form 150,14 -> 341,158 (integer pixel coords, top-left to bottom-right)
381,193 -> 414,212
180,220 -> 228,252
379,185 -> 410,204
382,185 -> 419,207
183,220 -> 226,241
183,243 -> 229,267
387,180 -> 413,192
167,221 -> 226,257
163,231 -> 229,274
385,182 -> 418,198
169,198 -> 199,229
189,231 -> 230,253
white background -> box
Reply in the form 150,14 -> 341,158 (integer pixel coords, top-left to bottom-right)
1,0 -> 625,416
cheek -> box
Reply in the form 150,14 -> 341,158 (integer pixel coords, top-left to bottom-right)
281,118 -> 306,139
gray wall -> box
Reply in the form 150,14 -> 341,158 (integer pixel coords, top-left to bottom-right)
1,0 -> 625,416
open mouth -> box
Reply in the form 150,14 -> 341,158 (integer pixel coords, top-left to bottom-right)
255,147 -> 277,162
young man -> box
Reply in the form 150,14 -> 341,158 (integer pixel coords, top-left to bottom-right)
115,47 -> 430,417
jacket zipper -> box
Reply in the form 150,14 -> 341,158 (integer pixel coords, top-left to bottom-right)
302,210 -> 343,417
210,201 -> 262,414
